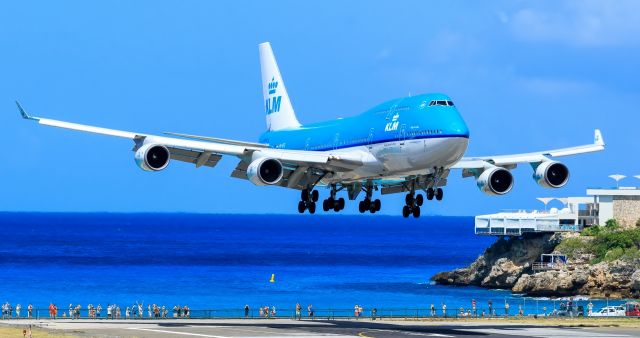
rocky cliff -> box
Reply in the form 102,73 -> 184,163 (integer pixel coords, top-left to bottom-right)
431,232 -> 640,298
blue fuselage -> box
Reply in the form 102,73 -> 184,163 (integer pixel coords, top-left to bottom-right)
259,93 -> 469,151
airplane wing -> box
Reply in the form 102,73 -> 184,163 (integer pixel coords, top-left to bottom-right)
16,102 -> 363,189
452,129 -> 605,171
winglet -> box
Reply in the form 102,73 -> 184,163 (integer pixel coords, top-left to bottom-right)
15,101 -> 38,121
594,129 -> 604,146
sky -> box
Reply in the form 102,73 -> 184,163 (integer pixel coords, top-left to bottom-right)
1,0 -> 638,215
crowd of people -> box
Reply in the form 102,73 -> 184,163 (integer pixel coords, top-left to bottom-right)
2,303 -> 33,319
244,303 -> 315,320
0,302 -> 191,319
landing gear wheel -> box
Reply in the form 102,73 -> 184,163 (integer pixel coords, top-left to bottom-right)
402,205 -> 411,218
405,193 -> 414,206
426,188 -> 434,201
358,201 -> 366,213
363,198 -> 371,210
412,206 -> 421,218
298,201 -> 306,213
373,199 -> 381,212
416,194 -> 424,207
322,199 -> 330,212
311,190 -> 319,202
435,188 -> 443,201
308,202 -> 316,214
337,198 -> 345,210
301,189 -> 309,202
370,205 -> 376,214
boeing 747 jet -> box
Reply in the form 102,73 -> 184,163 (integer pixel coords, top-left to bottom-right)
17,42 -> 605,217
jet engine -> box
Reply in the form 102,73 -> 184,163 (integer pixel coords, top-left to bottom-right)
533,161 -> 570,188
135,144 -> 170,171
247,157 -> 284,186
476,167 -> 514,196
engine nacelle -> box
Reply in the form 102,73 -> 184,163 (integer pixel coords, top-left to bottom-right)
246,157 -> 283,186
533,161 -> 570,188
476,167 -> 514,196
135,144 -> 170,171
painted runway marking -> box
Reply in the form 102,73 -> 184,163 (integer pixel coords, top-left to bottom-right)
128,328 -> 230,337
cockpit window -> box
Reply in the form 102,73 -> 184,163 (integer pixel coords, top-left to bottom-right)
429,100 -> 454,107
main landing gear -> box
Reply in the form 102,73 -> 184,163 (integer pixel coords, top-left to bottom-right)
358,184 -> 381,214
298,188 -> 319,214
402,185 -> 444,218
323,185 -> 345,212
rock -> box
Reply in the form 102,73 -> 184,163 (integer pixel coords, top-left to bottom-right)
432,230 -> 640,299
481,258 -> 523,288
631,269 -> 640,291
432,233 -> 563,289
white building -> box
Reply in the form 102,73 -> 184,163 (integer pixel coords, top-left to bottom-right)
475,182 -> 640,236
587,187 -> 640,227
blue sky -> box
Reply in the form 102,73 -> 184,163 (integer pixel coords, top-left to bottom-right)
1,1 -> 638,215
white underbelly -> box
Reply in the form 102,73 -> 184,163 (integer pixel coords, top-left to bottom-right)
324,137 -> 468,183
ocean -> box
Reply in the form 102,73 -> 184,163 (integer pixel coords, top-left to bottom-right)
0,213 -> 625,317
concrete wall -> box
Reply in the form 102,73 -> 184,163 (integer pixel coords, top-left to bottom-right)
612,196 -> 640,228
598,195 -> 614,226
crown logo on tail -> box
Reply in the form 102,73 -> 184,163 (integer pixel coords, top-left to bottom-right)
268,77 -> 278,95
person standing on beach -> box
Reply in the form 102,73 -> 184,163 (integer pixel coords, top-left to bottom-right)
27,304 -> 32,319
430,304 -> 435,316
307,304 -> 314,319
245,304 -> 250,318
138,303 -> 143,319
471,299 -> 476,317
96,304 -> 102,318
488,300 -> 493,317
15,304 -> 21,318
295,303 -> 301,320
505,301 -> 510,316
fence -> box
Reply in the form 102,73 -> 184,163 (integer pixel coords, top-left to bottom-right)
0,305 -> 635,320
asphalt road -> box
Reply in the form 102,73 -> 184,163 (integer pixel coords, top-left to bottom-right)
2,319 -> 639,338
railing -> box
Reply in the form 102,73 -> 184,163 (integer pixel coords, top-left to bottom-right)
1,306 -> 636,320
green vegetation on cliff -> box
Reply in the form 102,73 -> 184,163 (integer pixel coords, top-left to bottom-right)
557,219 -> 640,264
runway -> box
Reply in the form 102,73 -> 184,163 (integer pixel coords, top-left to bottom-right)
2,319 -> 639,338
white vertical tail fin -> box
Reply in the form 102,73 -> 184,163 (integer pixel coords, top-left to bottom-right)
259,42 -> 301,131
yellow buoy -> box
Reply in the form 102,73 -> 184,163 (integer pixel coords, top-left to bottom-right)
269,274 -> 275,283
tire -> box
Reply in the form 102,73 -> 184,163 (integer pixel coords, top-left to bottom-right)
337,198 -> 345,210
370,207 -> 376,214
373,199 -> 381,211
426,188 -> 434,200
308,202 -> 316,214
301,189 -> 309,202
298,201 -> 306,213
358,201 -> 366,213
416,194 -> 424,206
436,188 -> 443,201
402,205 -> 411,218
363,199 -> 371,210
412,206 -> 421,218
405,193 -> 414,206
322,199 -> 329,212
327,197 -> 335,209
312,190 -> 319,202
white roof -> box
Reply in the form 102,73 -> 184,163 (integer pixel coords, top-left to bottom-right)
587,188 -> 640,196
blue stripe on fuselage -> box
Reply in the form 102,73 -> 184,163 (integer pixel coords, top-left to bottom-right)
258,93 -> 470,151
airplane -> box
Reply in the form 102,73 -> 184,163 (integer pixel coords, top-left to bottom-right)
16,42 -> 605,218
